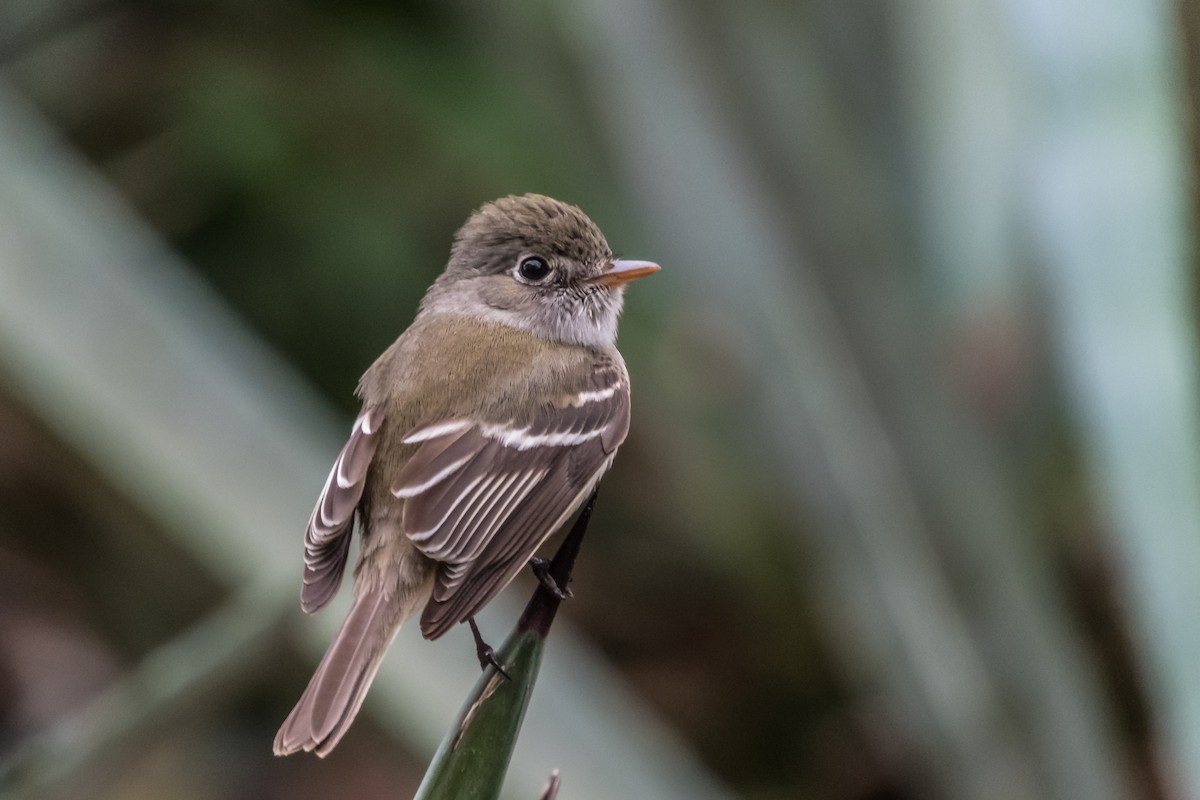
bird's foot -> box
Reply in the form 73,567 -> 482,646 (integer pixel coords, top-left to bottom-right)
468,617 -> 510,680
529,556 -> 573,600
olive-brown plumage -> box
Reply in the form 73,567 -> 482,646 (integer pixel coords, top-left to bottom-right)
274,195 -> 658,757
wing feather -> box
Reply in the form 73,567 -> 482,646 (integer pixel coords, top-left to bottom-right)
301,409 -> 383,613
421,459 -> 590,635
391,356 -> 632,638
408,472 -> 487,545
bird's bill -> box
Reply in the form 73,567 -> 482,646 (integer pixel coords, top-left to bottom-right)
594,259 -> 661,286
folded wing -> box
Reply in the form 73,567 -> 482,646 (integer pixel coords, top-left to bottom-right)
301,409 -> 383,613
391,358 -> 630,638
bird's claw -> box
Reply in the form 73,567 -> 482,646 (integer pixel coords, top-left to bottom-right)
468,617 -> 510,680
477,645 -> 510,680
529,556 -> 573,599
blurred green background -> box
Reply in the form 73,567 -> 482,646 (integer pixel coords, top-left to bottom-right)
1,0 -> 1198,798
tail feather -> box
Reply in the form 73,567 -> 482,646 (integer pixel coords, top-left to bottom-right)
274,589 -> 403,757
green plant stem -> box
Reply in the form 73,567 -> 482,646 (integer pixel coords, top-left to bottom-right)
412,491 -> 597,800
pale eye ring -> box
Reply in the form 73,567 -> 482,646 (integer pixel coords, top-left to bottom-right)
516,255 -> 552,282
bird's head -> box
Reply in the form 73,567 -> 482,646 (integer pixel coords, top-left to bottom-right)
425,194 -> 659,348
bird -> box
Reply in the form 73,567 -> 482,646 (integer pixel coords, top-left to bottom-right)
273,194 -> 659,757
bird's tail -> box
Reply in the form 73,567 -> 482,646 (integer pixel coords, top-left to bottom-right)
274,588 -> 406,757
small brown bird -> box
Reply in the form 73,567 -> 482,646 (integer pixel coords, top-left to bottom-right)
274,194 -> 659,757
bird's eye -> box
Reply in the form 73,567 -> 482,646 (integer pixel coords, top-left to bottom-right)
517,256 -> 552,282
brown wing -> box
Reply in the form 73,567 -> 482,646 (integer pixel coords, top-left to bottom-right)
300,408 -> 384,613
390,359 -> 630,639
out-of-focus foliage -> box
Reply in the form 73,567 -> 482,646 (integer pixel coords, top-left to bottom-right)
0,0 -> 1197,798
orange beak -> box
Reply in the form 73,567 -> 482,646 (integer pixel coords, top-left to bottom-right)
594,259 -> 661,287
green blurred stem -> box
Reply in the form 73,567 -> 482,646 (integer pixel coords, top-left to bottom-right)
413,491 -> 597,800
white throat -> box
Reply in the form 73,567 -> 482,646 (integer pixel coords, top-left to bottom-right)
421,283 -> 624,349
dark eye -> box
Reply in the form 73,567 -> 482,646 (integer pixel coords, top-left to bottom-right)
517,256 -> 551,282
